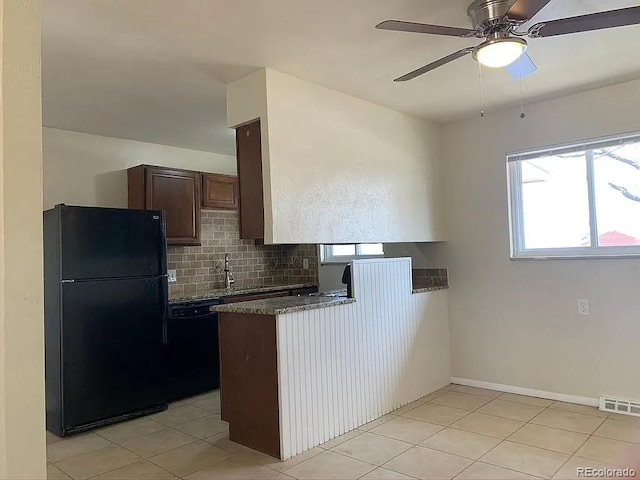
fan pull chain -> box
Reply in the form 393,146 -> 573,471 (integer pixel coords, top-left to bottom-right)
519,77 -> 526,119
478,63 -> 484,118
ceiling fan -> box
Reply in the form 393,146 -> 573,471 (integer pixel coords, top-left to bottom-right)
376,0 -> 640,82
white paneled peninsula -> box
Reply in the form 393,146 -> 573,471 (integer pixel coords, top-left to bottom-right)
212,258 -> 450,460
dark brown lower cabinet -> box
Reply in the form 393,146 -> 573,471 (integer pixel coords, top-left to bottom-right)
219,313 -> 280,458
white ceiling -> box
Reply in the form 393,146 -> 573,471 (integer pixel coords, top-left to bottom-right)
42,0 -> 640,155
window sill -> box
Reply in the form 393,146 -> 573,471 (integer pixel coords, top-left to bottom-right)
321,256 -> 386,265
511,253 -> 640,260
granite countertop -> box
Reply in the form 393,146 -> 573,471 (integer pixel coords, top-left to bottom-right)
168,283 -> 317,305
212,296 -> 356,315
412,285 -> 449,294
308,288 -> 347,297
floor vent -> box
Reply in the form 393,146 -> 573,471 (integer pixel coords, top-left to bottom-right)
600,395 -> 640,417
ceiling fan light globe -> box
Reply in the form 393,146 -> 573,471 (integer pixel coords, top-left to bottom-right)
474,38 -> 527,68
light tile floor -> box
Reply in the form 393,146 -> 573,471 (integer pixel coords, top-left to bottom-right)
46,385 -> 640,479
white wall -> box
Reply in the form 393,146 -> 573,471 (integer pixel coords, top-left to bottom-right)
384,243 -> 435,268
43,128 -> 236,210
431,79 -> 640,400
227,69 -> 445,245
0,0 -> 47,476
318,263 -> 346,292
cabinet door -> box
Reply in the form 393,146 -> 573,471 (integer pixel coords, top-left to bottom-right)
236,120 -> 264,239
202,173 -> 239,210
145,167 -> 201,246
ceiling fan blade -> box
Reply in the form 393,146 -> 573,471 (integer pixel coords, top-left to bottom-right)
376,20 -> 476,38
504,0 -> 552,22
394,48 -> 474,82
507,52 -> 537,80
529,5 -> 640,37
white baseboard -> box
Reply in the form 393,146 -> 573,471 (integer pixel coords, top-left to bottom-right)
451,377 -> 599,407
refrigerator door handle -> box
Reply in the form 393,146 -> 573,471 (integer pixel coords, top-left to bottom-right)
159,276 -> 169,346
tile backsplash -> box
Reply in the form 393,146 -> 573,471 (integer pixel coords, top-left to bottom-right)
412,268 -> 449,289
167,211 -> 318,298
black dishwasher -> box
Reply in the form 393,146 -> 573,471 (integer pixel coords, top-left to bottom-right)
167,298 -> 223,402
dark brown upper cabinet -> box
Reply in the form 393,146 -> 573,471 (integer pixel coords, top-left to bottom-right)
236,119 -> 264,240
128,165 -> 201,246
202,173 -> 239,211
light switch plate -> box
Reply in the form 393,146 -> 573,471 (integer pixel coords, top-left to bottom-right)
168,270 -> 177,283
303,258 -> 310,270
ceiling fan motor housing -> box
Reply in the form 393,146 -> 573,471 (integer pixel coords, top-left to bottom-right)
467,0 -> 515,33
377,1 -> 640,81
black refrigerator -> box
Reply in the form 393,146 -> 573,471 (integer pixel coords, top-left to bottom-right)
44,204 -> 169,436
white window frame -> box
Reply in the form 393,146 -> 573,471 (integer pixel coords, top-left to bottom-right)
508,132 -> 640,260
320,244 -> 385,263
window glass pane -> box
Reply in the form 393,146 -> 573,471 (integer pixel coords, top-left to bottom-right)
520,155 -> 591,249
358,243 -> 384,255
332,244 -> 356,256
593,143 -> 640,247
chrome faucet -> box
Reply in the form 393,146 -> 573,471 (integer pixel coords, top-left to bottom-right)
224,253 -> 235,289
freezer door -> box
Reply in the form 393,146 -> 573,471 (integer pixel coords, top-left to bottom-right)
61,277 -> 166,430
60,206 -> 166,280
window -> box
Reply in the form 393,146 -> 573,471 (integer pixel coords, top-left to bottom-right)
321,244 -> 384,263
508,133 -> 640,259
